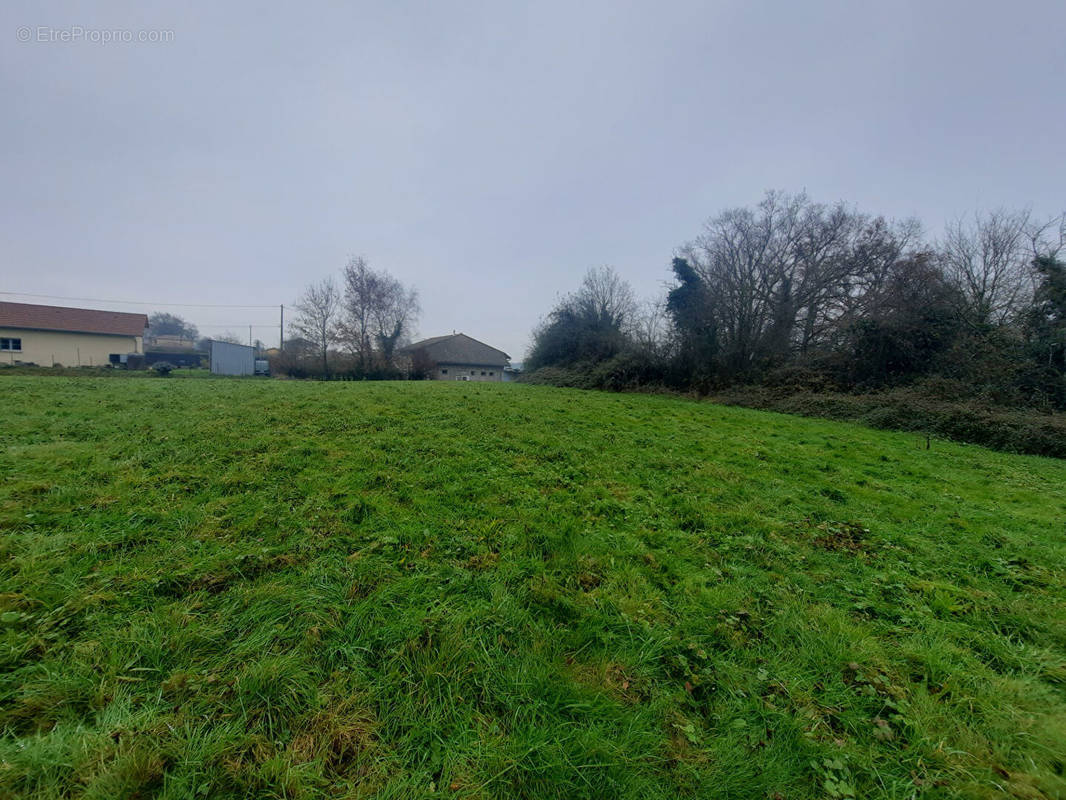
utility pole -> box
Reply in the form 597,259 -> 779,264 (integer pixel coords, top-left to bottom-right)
249,325 -> 252,346
280,304 -> 284,351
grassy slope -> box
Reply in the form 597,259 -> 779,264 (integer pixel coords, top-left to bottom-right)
1,377 -> 1064,800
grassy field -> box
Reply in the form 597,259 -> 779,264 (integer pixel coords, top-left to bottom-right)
1,376 -> 1064,799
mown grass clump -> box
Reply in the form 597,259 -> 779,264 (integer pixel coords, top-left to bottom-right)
1,376 -> 1064,798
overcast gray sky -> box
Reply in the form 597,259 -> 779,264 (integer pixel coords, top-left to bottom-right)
3,1 -> 1064,357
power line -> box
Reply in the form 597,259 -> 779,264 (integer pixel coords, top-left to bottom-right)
196,323 -> 281,329
0,291 -> 277,309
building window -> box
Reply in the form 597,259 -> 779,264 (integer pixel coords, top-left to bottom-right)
489,372 -> 494,376
0,338 -> 21,352
470,370 -> 476,375
441,368 -> 448,374
481,371 -> 486,376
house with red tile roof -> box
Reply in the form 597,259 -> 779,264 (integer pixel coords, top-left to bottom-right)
0,301 -> 148,367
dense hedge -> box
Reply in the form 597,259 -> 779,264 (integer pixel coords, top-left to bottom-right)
711,385 -> 1066,459
522,367 -> 1066,458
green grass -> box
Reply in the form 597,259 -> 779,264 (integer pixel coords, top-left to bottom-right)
1,377 -> 1064,799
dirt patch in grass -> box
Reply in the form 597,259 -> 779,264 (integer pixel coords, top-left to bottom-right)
811,521 -> 871,553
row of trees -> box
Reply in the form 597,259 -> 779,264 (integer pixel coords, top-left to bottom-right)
528,192 -> 1066,408
286,257 -> 420,377
142,259 -> 419,376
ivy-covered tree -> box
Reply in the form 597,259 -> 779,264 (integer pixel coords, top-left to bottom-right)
526,267 -> 637,370
665,257 -> 717,377
1028,255 -> 1066,372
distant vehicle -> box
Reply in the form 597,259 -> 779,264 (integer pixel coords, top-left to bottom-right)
254,359 -> 270,376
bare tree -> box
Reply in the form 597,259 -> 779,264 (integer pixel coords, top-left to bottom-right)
573,265 -> 639,332
371,278 -> 420,364
681,191 -> 809,370
674,192 -> 927,372
338,257 -> 374,367
291,276 -> 340,376
1049,213 -> 1066,260
939,209 -> 1039,326
773,199 -> 858,355
820,216 -> 926,349
339,256 -> 420,370
631,295 -> 671,357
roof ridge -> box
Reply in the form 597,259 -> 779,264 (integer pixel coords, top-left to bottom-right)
400,332 -> 510,363
0,300 -> 147,318
0,301 -> 148,337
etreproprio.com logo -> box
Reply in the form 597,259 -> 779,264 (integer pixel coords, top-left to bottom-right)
17,25 -> 175,43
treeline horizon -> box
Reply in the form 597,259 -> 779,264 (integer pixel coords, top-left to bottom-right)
524,191 -> 1066,414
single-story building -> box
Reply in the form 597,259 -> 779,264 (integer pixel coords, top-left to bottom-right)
399,333 -> 510,381
0,301 -> 148,367
147,333 -> 197,350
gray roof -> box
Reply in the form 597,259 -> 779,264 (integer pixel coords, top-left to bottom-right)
400,333 -> 510,366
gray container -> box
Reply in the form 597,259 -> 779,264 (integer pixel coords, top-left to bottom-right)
209,340 -> 255,376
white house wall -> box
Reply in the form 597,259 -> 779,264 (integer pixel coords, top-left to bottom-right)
0,327 -> 142,367
434,363 -> 504,381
